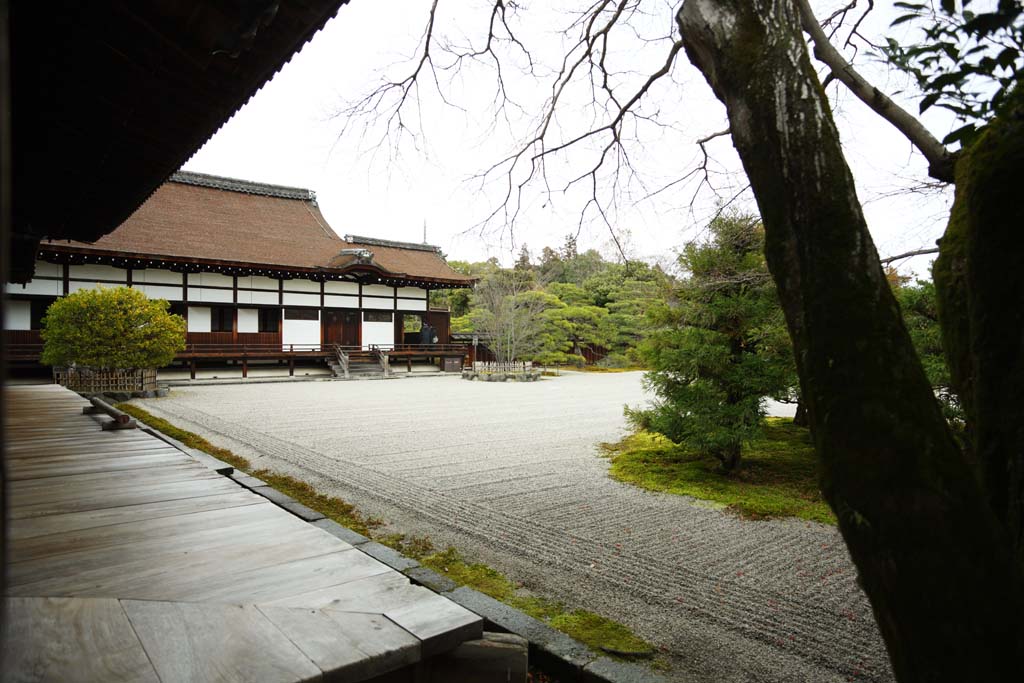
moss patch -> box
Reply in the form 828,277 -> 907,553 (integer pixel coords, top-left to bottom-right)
603,418 -> 835,525
116,403 -> 251,470
420,548 -> 653,657
117,402 -> 656,662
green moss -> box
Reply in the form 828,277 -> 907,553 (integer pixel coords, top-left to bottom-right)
118,402 -> 658,663
421,547 -> 654,657
250,469 -> 384,537
116,403 -> 251,470
604,418 -> 835,525
549,611 -> 653,656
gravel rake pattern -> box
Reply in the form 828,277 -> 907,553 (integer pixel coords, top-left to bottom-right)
142,374 -> 894,682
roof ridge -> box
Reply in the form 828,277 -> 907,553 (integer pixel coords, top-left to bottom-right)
171,171 -> 317,203
344,234 -> 441,253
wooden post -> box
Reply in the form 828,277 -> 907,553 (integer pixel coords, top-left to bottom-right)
288,357 -> 294,376
242,358 -> 248,378
190,358 -> 196,380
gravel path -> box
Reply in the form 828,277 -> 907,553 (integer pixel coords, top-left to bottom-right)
136,372 -> 893,682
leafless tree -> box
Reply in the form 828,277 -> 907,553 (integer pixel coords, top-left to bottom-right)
470,266 -> 553,363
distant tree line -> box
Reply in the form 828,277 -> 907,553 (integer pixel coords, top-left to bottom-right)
431,236 -> 669,367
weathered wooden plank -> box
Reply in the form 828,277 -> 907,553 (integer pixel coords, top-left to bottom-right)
9,520 -> 342,599
185,549 -> 393,604
10,500 -> 281,565
10,462 -> 216,496
10,476 -> 242,519
9,452 -> 187,480
263,571 -> 433,613
2,596 -> 159,683
121,600 -> 323,683
9,490 -> 265,540
7,440 -> 174,458
386,592 -> 484,657
258,606 -> 420,681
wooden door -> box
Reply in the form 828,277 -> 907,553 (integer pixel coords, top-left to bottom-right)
323,310 -> 359,347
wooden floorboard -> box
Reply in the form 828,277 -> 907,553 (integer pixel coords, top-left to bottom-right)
2,384 -> 482,682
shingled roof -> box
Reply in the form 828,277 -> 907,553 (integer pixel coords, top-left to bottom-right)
41,172 -> 474,288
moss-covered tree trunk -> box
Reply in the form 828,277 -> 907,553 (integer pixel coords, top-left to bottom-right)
678,0 -> 1024,679
935,92 -> 1024,568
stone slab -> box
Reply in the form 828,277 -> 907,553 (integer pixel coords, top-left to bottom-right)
584,657 -> 668,683
280,500 -> 326,522
312,518 -> 370,545
405,566 -> 458,593
250,485 -> 298,506
359,541 -> 421,572
444,587 -> 598,680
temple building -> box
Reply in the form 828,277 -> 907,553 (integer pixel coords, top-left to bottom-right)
6,171 -> 475,376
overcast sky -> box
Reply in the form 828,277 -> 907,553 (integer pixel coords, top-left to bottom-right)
184,0 -> 955,276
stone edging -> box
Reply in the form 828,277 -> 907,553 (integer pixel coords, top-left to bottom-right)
132,411 -> 667,683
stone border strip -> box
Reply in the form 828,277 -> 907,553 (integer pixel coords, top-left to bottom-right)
126,408 -> 668,683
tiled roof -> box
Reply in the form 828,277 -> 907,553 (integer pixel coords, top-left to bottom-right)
43,174 -> 475,286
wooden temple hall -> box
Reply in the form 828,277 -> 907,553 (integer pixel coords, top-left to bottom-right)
7,171 -> 476,378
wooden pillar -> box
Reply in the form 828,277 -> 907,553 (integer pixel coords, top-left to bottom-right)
190,359 -> 196,380
288,357 -> 294,376
242,358 -> 247,378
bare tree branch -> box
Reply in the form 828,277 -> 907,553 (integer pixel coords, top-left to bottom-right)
795,0 -> 956,182
879,247 -> 940,265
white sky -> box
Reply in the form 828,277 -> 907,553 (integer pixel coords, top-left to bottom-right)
184,0 -> 956,278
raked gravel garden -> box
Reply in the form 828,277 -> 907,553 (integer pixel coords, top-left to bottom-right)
132,371 -> 893,683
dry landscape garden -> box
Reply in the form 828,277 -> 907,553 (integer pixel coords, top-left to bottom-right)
5,1 -> 1023,682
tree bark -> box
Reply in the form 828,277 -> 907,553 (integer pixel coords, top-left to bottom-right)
792,400 -> 808,428
935,89 -> 1024,567
678,0 -> 1024,679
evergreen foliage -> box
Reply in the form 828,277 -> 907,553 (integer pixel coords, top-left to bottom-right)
40,286 -> 186,369
438,235 -> 668,365
628,214 -> 796,472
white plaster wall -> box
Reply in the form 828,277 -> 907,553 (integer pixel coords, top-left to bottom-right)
188,287 -> 233,303
282,292 -> 319,307
5,300 -> 30,330
136,284 -> 183,301
69,264 -> 126,281
362,320 -> 394,349
243,275 -> 279,290
34,260 -> 61,277
238,309 -> 259,333
198,272 -> 233,287
397,298 -> 427,312
188,306 -> 211,333
362,296 -> 394,310
283,317 -> 320,348
238,289 -> 279,305
363,284 -> 394,297
68,281 -> 113,294
397,286 -> 426,299
324,294 -> 359,308
12,279 -> 62,296
134,268 -> 181,284
324,281 -> 359,295
283,278 -> 319,293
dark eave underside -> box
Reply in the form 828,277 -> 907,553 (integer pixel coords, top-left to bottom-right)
9,0 -> 350,281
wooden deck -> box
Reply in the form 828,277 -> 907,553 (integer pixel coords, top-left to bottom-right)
2,384 -> 482,682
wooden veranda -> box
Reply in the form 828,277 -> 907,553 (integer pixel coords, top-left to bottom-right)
2,384 -> 482,681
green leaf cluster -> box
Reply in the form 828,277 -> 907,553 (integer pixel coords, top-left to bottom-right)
882,0 -> 1023,145
628,214 -> 797,472
40,286 -> 186,369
